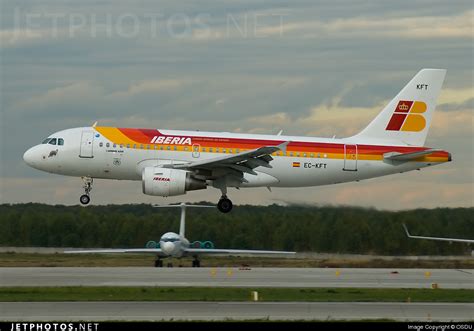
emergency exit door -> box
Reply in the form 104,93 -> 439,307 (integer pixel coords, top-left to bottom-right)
343,144 -> 357,171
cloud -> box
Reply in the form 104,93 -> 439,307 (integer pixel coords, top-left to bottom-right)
108,79 -> 187,98
1,1 -> 472,208
278,10 -> 473,39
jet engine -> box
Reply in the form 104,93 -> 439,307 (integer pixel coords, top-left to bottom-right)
142,167 -> 206,197
190,241 -> 215,249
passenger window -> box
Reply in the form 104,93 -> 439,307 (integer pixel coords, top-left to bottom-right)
167,146 -> 170,150
133,144 -> 137,149
106,143 -> 110,148
48,138 -> 57,145
99,142 -> 103,147
126,144 -> 130,148
209,148 -> 213,152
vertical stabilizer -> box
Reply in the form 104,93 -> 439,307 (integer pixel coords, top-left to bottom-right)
352,69 -> 446,146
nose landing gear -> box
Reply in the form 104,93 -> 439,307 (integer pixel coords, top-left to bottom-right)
80,177 -> 93,205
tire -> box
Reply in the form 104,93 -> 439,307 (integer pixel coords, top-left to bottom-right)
80,194 -> 90,205
217,198 -> 233,213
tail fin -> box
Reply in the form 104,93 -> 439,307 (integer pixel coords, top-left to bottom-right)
352,69 -> 446,146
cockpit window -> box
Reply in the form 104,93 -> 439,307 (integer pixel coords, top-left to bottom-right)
162,238 -> 179,243
58,138 -> 64,146
42,138 -> 52,144
48,138 -> 57,145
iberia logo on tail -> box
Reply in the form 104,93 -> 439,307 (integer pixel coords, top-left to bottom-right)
386,100 -> 427,132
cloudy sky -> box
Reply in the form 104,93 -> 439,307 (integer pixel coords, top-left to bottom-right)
0,0 -> 472,209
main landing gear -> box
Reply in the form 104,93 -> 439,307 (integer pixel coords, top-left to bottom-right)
154,258 -> 163,268
80,177 -> 93,205
154,256 -> 200,268
192,256 -> 201,268
217,196 -> 233,213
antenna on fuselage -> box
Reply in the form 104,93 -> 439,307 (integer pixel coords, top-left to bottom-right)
153,203 -> 214,238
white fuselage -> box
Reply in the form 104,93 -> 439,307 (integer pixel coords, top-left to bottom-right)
23,126 -> 449,191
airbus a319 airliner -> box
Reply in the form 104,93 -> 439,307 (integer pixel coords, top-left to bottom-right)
23,69 -> 451,213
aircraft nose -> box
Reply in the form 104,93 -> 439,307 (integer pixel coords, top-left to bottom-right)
23,147 -> 37,167
161,242 -> 175,255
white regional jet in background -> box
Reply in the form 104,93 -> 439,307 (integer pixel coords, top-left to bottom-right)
23,69 -> 451,213
66,203 -> 295,267
403,225 -> 474,244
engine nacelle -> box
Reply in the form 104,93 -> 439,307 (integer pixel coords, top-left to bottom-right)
190,241 -> 215,249
142,167 -> 206,197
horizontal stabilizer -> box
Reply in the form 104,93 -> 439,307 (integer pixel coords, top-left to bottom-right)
383,149 -> 441,161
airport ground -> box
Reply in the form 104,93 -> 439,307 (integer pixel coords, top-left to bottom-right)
1,251 -> 472,321
0,251 -> 473,268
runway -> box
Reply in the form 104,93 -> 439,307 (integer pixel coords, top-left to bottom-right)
0,301 -> 472,321
1,267 -> 472,288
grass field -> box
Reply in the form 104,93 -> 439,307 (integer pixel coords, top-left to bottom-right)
1,252 -> 473,268
0,287 -> 472,302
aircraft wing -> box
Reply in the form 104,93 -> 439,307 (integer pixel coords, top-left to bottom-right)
384,149 -> 441,161
184,248 -> 295,255
403,224 -> 474,244
168,141 -> 289,180
64,248 -> 164,254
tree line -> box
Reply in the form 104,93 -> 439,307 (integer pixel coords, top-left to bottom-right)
0,203 -> 472,255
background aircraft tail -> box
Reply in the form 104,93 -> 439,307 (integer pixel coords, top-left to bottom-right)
352,69 -> 446,146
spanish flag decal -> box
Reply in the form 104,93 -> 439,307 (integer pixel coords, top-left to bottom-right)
292,162 -> 300,168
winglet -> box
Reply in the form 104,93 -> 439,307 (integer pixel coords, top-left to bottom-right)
277,141 -> 290,154
402,224 -> 412,238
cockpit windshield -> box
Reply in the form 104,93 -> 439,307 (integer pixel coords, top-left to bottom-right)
162,238 -> 179,243
41,138 -> 64,145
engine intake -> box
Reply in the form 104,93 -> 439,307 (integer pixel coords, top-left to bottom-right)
142,167 -> 206,197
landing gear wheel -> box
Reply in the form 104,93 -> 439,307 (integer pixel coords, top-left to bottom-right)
167,262 -> 173,268
155,259 -> 163,268
80,177 -> 93,206
217,197 -> 233,213
80,194 -> 90,205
